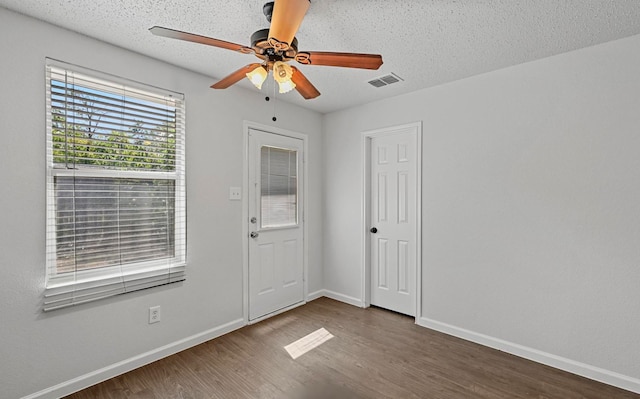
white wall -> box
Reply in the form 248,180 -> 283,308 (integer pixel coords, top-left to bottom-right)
0,8 -> 323,398
324,34 -> 640,389
4,4 -> 640,397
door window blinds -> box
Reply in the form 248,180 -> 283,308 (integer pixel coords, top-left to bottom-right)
260,146 -> 298,228
44,59 -> 186,311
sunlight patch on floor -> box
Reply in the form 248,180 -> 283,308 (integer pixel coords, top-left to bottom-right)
284,327 -> 334,359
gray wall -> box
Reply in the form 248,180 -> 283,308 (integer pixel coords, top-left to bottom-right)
323,34 -> 640,386
0,8 -> 323,398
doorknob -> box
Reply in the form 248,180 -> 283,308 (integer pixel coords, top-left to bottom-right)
370,227 -> 378,233
250,231 -> 259,238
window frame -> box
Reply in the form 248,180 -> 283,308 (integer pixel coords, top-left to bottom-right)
44,59 -> 186,310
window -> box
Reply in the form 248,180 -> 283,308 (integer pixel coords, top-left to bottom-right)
44,59 -> 186,311
260,146 -> 298,228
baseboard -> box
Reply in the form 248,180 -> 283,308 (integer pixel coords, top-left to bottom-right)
307,289 -> 325,301
22,318 -> 246,399
417,317 -> 640,395
322,290 -> 364,308
248,301 -> 306,325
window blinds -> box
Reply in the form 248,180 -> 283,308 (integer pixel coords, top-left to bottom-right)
260,146 -> 298,228
44,59 -> 186,311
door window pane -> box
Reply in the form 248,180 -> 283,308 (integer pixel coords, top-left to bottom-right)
261,146 -> 297,228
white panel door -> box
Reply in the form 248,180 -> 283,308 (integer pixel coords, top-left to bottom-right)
370,130 -> 417,316
248,128 -> 304,320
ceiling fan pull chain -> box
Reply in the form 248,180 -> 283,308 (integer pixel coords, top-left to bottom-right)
272,79 -> 277,122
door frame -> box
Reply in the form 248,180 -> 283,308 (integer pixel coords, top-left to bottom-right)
242,121 -> 309,324
361,121 -> 423,320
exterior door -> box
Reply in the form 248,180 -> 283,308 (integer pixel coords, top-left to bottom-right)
370,129 -> 418,316
248,128 -> 304,321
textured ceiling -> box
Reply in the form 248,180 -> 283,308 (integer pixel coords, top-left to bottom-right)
2,0 -> 640,114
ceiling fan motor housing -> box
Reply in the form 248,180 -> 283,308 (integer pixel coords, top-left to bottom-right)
251,28 -> 298,61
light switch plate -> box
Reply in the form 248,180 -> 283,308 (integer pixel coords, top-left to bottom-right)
229,187 -> 242,201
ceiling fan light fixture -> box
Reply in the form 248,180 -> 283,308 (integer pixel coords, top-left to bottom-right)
272,61 -> 296,93
273,61 -> 293,83
246,65 -> 268,89
278,79 -> 297,94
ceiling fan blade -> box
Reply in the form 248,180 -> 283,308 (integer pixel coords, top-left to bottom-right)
268,0 -> 310,50
150,26 -> 253,54
295,51 -> 383,70
211,63 -> 263,89
290,66 -> 320,99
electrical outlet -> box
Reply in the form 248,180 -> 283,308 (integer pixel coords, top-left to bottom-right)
229,186 -> 242,201
149,306 -> 161,324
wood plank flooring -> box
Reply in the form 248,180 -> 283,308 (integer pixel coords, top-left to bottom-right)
66,298 -> 639,398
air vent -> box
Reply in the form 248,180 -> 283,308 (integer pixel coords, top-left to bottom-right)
368,79 -> 387,88
368,73 -> 404,88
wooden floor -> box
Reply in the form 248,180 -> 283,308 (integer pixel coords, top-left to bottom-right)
66,298 -> 639,399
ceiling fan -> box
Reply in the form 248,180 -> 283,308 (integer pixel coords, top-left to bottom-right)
149,0 -> 383,100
